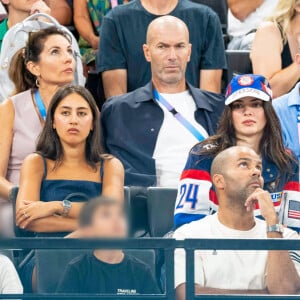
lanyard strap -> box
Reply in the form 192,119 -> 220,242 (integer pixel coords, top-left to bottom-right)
34,90 -> 47,121
153,89 -> 206,142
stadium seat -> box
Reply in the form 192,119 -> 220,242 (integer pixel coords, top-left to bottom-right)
9,186 -> 34,238
127,186 -> 149,237
189,0 -> 228,33
36,249 -> 156,293
225,50 -> 252,84
147,187 -> 177,237
0,250 -> 14,263
86,71 -> 106,110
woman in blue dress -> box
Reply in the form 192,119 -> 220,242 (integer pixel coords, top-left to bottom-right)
16,85 -> 124,234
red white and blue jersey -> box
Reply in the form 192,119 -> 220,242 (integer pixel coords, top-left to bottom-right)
174,144 -> 300,232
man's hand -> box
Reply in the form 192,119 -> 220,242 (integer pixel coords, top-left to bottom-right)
245,188 -> 278,225
30,0 -> 51,15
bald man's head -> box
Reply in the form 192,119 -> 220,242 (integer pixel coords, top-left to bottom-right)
211,146 -> 264,205
146,16 -> 190,45
143,16 -> 191,87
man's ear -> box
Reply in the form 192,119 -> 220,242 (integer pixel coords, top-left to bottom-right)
26,61 -> 40,78
1,0 -> 10,5
212,174 -> 225,190
143,44 -> 151,62
187,43 -> 192,63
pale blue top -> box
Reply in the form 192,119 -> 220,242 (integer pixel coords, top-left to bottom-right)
273,82 -> 300,162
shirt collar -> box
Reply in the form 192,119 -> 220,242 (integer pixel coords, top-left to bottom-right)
135,81 -> 214,112
287,82 -> 300,107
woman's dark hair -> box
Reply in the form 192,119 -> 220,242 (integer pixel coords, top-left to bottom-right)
9,27 -> 72,95
36,85 -> 108,169
196,101 -> 292,173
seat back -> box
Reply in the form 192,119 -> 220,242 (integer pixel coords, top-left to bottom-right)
127,186 -> 149,237
225,50 -> 252,84
147,187 -> 177,237
36,249 -> 156,293
9,186 -> 34,237
36,249 -> 87,293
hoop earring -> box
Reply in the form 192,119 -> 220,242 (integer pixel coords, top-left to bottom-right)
36,78 -> 40,88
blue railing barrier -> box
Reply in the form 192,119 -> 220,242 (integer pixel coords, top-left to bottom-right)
0,238 -> 300,300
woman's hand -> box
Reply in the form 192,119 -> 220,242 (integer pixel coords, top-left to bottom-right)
30,0 -> 51,15
16,200 -> 60,229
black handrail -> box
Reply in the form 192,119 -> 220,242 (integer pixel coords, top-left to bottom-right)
0,238 -> 300,299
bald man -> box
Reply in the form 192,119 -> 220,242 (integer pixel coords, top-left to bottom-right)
101,16 -> 225,187
174,146 -> 300,298
98,0 -> 226,98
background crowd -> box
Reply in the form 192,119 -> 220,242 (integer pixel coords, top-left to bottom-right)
0,0 -> 300,298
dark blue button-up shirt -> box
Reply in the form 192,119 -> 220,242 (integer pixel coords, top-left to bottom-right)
101,81 -> 225,186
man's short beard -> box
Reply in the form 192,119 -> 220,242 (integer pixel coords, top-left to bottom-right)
227,186 -> 256,208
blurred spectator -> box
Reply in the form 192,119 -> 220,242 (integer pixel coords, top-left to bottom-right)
174,75 -> 300,231
0,0 -> 51,50
0,0 -> 72,51
74,0 -> 129,77
101,16 -> 224,187
0,27 -> 75,236
45,0 -> 72,25
57,197 -> 160,295
0,254 -> 23,294
227,0 -> 278,50
16,85 -> 124,235
98,0 -> 226,98
251,0 -> 300,98
175,146 -> 300,298
273,81 -> 300,162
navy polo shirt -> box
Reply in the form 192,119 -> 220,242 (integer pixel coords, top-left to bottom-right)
97,0 -> 227,92
101,81 -> 225,186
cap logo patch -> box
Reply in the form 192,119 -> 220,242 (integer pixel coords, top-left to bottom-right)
238,75 -> 254,86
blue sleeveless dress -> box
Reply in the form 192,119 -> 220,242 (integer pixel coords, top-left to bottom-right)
20,156 -> 103,292
40,155 -> 102,204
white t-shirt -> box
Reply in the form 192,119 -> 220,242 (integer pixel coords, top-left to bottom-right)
153,91 -> 208,188
228,0 -> 278,37
174,214 -> 300,290
0,255 -> 23,294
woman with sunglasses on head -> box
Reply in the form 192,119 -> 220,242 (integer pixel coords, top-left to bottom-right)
174,74 -> 300,232
0,27 -> 76,236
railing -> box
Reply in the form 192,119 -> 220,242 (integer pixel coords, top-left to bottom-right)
0,238 -> 300,300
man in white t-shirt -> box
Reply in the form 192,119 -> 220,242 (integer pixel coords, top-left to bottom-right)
0,254 -> 22,294
227,0 -> 278,50
175,146 -> 300,298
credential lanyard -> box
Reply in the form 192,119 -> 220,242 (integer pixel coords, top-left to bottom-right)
34,90 -> 47,121
153,89 -> 205,141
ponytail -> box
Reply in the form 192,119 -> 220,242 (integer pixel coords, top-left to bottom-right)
9,48 -> 36,95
